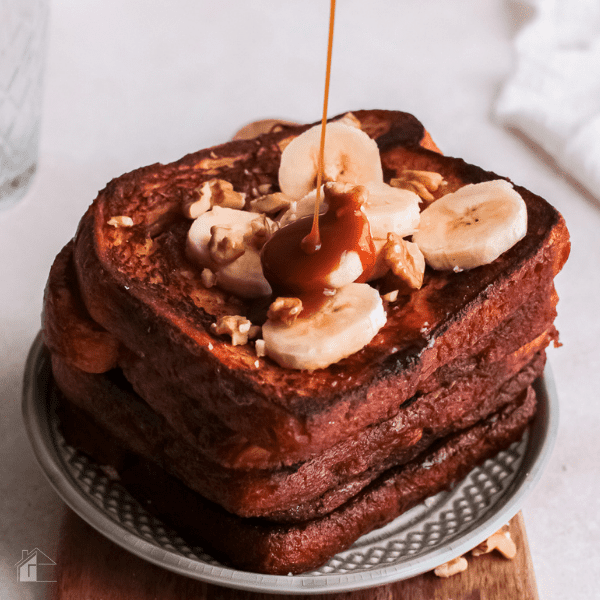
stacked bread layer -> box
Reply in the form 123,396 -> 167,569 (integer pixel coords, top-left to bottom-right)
55,378 -> 537,575
47,241 -> 556,522
42,110 -> 570,573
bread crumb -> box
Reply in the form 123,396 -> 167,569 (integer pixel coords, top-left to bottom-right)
382,233 -> 425,291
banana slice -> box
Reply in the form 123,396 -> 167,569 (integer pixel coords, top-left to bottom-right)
363,181 -> 420,241
413,180 -> 527,271
278,122 -> 383,200
281,182 -> 420,239
214,250 -> 271,298
186,206 -> 272,298
262,283 -> 386,370
278,187 -> 327,227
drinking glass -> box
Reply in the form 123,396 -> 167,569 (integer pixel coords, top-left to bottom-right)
0,0 -> 49,207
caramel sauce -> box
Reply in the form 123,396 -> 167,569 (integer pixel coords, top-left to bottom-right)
300,0 -> 337,256
260,0 -> 379,305
261,185 -> 376,299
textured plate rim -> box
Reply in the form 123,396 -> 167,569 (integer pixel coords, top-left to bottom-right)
22,333 -> 558,594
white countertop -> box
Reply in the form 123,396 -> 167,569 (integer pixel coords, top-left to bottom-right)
1,1 -> 598,598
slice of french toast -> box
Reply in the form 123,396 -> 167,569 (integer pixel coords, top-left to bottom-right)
62,110 -> 568,465
45,233 -> 555,520
52,347 -> 546,522
55,381 -> 537,575
45,234 -> 559,473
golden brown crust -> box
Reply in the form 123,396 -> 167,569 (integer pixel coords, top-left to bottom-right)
43,240 -> 119,373
43,109 -> 570,461
45,232 -> 557,473
52,346 -> 547,521
56,383 -> 538,574
72,170 -> 568,457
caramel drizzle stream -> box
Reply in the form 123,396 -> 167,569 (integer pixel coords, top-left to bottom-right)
301,0 -> 336,255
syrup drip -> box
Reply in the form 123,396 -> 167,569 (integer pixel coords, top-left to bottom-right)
300,0 -> 336,255
260,0 -> 377,305
261,184 -> 376,298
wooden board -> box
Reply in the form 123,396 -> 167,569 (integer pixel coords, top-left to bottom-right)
49,507 -> 538,600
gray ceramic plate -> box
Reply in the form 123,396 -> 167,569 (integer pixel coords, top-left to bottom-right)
22,333 -> 558,594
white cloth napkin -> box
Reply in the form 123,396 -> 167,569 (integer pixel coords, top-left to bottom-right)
495,0 -> 600,199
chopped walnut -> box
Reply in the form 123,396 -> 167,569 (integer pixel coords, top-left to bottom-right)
434,556 -> 468,578
382,232 -> 425,291
390,170 -> 446,203
245,215 -> 278,250
185,183 -> 212,218
200,268 -> 217,288
472,527 -> 517,559
208,225 -> 246,265
335,111 -> 362,129
381,289 -> 399,303
185,179 -> 246,218
210,179 -> 246,209
250,192 -> 292,216
267,297 -> 303,326
255,339 -> 267,357
211,315 -> 254,346
107,216 -> 134,228
405,169 -> 445,188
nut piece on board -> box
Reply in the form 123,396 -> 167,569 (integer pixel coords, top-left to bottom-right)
472,527 -> 517,559
433,555 -> 468,578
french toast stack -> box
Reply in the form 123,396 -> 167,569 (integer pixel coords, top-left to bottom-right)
43,110 -> 569,574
